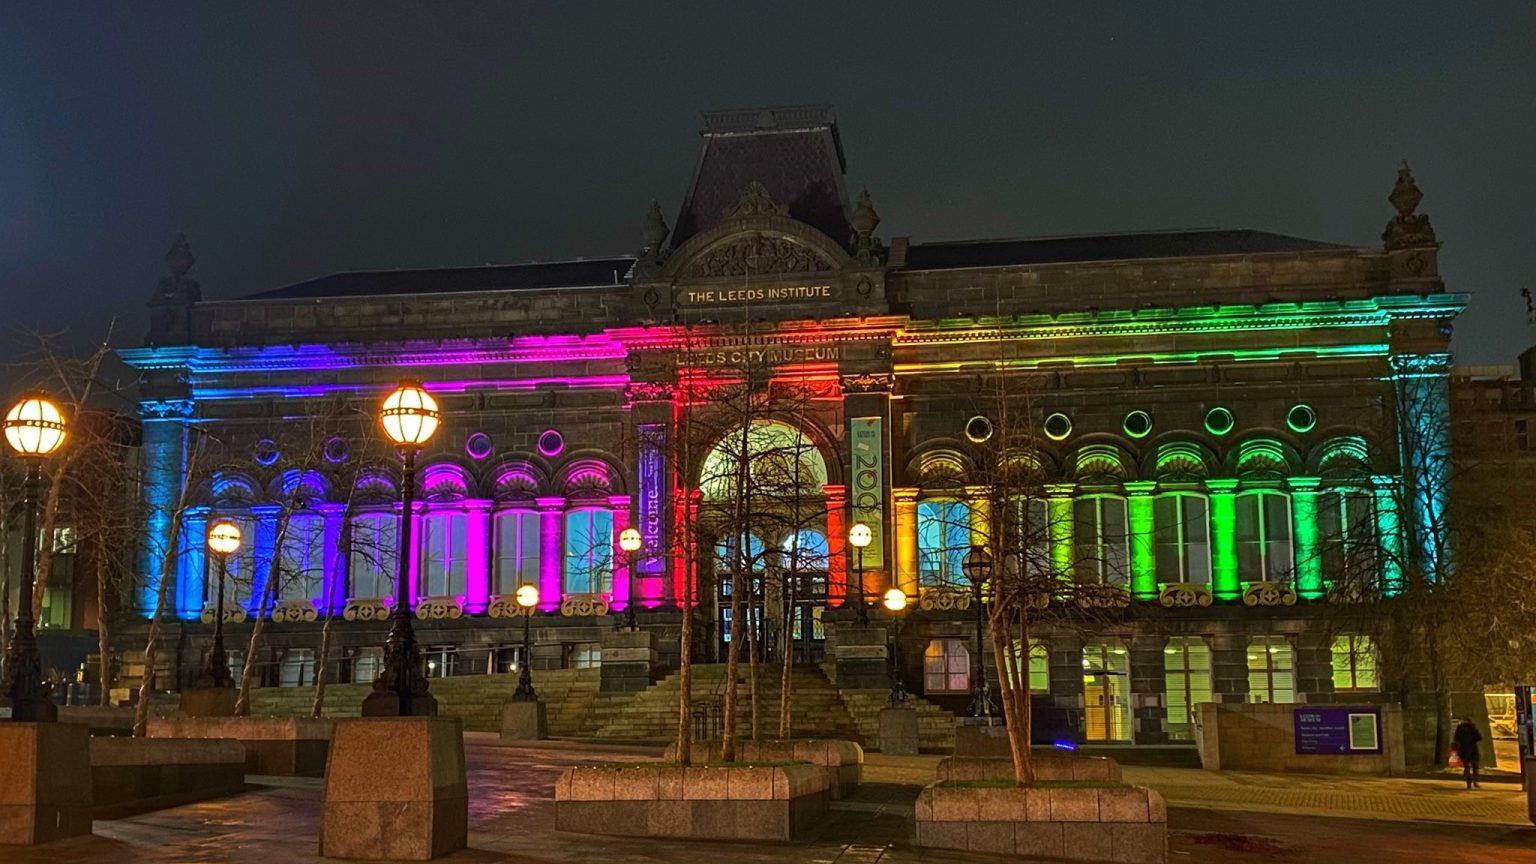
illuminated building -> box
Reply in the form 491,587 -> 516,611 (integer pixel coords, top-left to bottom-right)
120,106 -> 1463,744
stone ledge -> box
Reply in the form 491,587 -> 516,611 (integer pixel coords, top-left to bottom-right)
662,739 -> 863,799
937,752 -> 1122,783
89,737 -> 247,819
915,782 -> 1167,864
148,715 -> 331,776
554,763 -> 829,841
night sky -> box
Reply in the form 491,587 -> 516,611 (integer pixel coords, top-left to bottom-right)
1,3 -> 1532,379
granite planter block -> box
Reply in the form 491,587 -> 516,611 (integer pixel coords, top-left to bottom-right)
663,738 -> 864,799
937,752 -> 1122,783
89,737 -> 246,818
555,763 -> 829,842
914,782 -> 1167,864
499,699 -> 547,741
179,686 -> 238,717
148,715 -> 332,777
879,706 -> 920,755
320,717 -> 468,861
0,723 -> 93,846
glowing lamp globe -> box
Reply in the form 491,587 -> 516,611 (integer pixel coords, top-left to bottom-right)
848,522 -> 872,549
3,394 -> 66,457
514,583 -> 540,609
618,527 -> 643,554
207,519 -> 243,556
379,382 -> 440,448
883,588 -> 908,612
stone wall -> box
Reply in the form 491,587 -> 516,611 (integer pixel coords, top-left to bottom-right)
1195,702 -> 1407,776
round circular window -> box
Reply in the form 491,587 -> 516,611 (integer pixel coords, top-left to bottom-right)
1043,412 -> 1073,442
1123,410 -> 1153,439
465,431 -> 493,460
536,429 -> 565,457
253,438 -> 281,466
964,415 -> 994,443
323,437 -> 350,464
1204,407 -> 1235,436
1286,404 -> 1317,434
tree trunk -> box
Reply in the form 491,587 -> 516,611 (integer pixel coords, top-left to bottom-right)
675,554 -> 694,766
720,567 -> 744,762
746,577 -> 760,743
233,573 -> 279,717
133,519 -> 186,737
311,613 -> 334,718
95,550 -> 111,706
992,613 -> 1035,786
31,466 -> 64,615
778,604 -> 793,739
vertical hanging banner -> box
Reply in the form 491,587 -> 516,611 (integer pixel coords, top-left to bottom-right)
849,417 -> 885,568
637,423 -> 667,575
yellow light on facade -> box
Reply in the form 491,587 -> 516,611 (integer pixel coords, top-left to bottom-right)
514,583 -> 540,609
378,381 -> 440,448
848,522 -> 872,548
207,519 -> 243,556
883,588 -> 908,612
618,527 -> 643,553
3,394 -> 66,457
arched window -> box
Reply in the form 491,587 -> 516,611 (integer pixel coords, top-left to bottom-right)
564,508 -> 614,594
1163,637 -> 1211,740
923,638 -> 970,694
494,509 -> 540,594
1236,491 -> 1293,582
421,509 -> 468,597
1247,636 -> 1295,704
277,512 -> 325,601
781,529 -> 829,619
699,421 -> 828,500
1074,495 -> 1128,586
348,511 -> 398,599
1318,489 -> 1378,582
714,532 -> 766,598
917,498 -> 971,587
1154,493 -> 1210,584
207,514 -> 256,607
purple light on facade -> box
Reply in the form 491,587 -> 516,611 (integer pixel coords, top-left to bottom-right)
254,438 -> 280,466
536,429 -> 564,457
637,424 -> 666,599
465,431 -> 493,459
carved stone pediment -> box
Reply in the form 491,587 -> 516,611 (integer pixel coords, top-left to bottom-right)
1075,585 -> 1131,609
683,233 -> 837,278
560,593 -> 611,617
271,599 -> 319,623
414,596 -> 464,620
1242,581 -> 1298,607
488,595 -> 536,618
343,598 -> 392,621
918,586 -> 973,612
200,603 -> 247,625
1158,583 -> 1213,608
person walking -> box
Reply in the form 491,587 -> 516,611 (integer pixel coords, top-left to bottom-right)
1452,717 -> 1483,789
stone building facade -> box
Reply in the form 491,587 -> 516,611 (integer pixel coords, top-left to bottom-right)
119,106 -> 1465,745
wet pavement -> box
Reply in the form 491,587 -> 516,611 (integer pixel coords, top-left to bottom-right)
5,734 -> 1533,863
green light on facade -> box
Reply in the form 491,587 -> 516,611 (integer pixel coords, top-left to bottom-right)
1043,412 -> 1073,441
1125,481 -> 1158,599
1286,404 -> 1317,434
1204,407 -> 1235,436
1207,479 -> 1239,599
1123,410 -> 1153,439
1288,477 -> 1323,598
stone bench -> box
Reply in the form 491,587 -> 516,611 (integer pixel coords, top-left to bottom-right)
662,738 -> 864,799
915,782 -> 1167,864
148,716 -> 331,776
555,763 -> 828,842
938,752 -> 1122,783
89,737 -> 247,818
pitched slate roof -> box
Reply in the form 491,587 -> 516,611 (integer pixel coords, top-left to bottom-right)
246,257 -> 635,300
671,105 -> 852,250
902,229 -> 1350,271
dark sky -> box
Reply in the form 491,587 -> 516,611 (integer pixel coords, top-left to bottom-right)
2,2 -> 1532,377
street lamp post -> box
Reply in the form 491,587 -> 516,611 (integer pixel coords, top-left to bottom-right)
361,381 -> 441,717
962,545 -> 993,719
198,519 -> 242,687
1,393 -> 67,723
882,587 -> 908,706
617,527 -> 643,632
848,522 -> 871,627
512,584 -> 539,701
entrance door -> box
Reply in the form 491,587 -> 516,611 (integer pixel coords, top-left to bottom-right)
1082,642 -> 1130,741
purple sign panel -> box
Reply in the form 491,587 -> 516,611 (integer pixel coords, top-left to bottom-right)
1293,707 -> 1383,755
637,424 -> 666,575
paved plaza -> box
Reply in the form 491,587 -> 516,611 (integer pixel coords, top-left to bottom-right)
8,734 -> 1533,864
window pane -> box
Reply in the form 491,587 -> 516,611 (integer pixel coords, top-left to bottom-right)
918,500 -> 970,587
565,509 -> 614,594
423,512 -> 468,596
278,514 -> 326,601
495,511 -> 539,594
349,513 -> 397,599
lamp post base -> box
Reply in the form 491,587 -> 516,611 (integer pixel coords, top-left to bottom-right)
360,690 -> 439,718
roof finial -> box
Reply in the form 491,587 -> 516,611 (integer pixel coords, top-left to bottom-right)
641,201 -> 670,255
1382,162 -> 1437,250
851,189 -> 882,263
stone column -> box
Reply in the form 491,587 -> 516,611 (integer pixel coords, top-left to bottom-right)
136,399 -> 192,617
461,500 -> 492,614
1129,635 -> 1170,744
179,508 -> 208,620
1294,631 -> 1336,704
824,484 -> 848,606
1209,633 -> 1250,704
318,503 -> 346,615
536,496 -> 564,612
1046,635 -> 1085,738
1045,484 -> 1075,584
250,505 -> 281,616
1206,479 -> 1240,600
1124,481 -> 1158,600
892,487 -> 919,596
1288,477 -> 1323,599
609,496 -> 632,612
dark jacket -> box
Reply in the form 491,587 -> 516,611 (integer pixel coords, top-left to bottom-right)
1453,721 -> 1483,762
